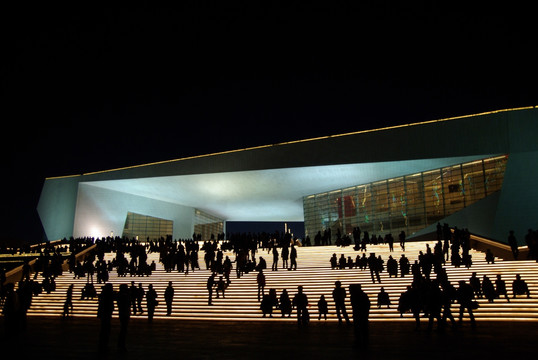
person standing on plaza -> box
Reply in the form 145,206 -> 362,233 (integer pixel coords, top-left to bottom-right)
62,284 -> 74,317
279,289 -> 292,317
317,294 -> 328,320
332,281 -> 350,325
97,283 -> 115,354
129,281 -> 138,314
146,284 -> 158,321
207,273 -> 216,305
257,269 -> 266,301
281,245 -> 289,269
456,280 -> 476,327
368,253 -> 381,283
116,283 -> 131,352
289,244 -> 297,270
349,283 -> 371,344
495,274 -> 510,302
165,281 -> 175,315
272,247 -> 279,271
292,285 -> 309,325
136,283 -> 145,314
216,275 -> 227,299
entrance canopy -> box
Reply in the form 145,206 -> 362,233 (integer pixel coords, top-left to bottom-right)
83,155 -> 486,222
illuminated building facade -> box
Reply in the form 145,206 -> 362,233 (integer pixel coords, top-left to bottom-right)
37,107 -> 538,245
303,155 -> 507,239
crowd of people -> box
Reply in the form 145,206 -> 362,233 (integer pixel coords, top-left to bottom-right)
1,226 -> 536,353
254,223 -> 534,332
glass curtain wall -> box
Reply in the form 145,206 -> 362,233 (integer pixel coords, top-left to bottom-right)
303,155 -> 508,238
194,209 -> 224,241
122,212 -> 173,241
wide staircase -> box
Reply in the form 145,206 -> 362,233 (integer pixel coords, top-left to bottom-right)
23,241 -> 538,322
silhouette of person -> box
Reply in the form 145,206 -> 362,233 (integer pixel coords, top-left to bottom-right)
279,289 -> 292,317
495,274 -> 510,302
456,280 -> 476,327
62,284 -> 74,317
136,283 -> 145,313
116,283 -> 130,352
146,284 -> 158,321
482,275 -> 496,303
281,246 -> 289,269
330,253 -> 338,269
512,274 -> 531,298
339,254 -> 346,269
409,282 -> 422,329
216,276 -> 226,298
469,272 -> 482,298
292,285 -> 309,325
349,283 -> 370,344
289,245 -> 297,270
272,247 -> 279,271
207,273 -> 216,305
257,269 -> 266,301
399,254 -> 410,277
332,281 -> 350,324
97,283 -> 115,353
367,253 -> 381,283
317,295 -> 328,320
426,280 -> 443,331
397,285 -> 412,318
387,255 -> 398,278
2,283 -> 20,340
129,281 -> 138,314
16,280 -> 32,333
485,249 -> 495,264
165,281 -> 174,315
441,281 -> 457,327
260,288 -> 278,317
377,287 -> 391,309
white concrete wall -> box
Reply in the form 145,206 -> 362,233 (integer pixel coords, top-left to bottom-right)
37,176 -> 81,241
73,183 -> 195,240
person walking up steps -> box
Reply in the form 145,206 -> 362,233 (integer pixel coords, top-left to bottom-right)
332,281 -> 350,325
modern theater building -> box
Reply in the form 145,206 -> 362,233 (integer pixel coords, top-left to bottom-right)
37,106 -> 538,246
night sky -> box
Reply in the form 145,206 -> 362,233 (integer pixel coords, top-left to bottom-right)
2,3 -> 537,244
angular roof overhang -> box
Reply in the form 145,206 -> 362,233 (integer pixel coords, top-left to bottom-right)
82,155 -> 491,221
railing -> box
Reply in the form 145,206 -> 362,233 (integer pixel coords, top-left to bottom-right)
467,233 -> 529,261
2,241 -> 97,286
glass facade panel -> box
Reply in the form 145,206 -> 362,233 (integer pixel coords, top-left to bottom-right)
483,155 -> 508,194
405,173 -> 426,235
316,193 -> 330,231
303,155 -> 508,239
194,209 -> 224,241
462,160 -> 486,204
442,165 -> 465,214
303,196 -> 318,237
328,190 -> 342,235
341,187 -> 358,235
122,212 -> 173,241
373,180 -> 389,234
357,184 -> 373,233
388,177 -> 406,235
423,169 -> 444,225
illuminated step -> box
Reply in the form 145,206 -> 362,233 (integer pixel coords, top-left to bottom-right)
24,240 -> 538,322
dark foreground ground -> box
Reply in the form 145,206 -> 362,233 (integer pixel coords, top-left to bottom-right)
1,316 -> 537,360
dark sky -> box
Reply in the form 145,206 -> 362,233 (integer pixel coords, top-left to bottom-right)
2,3 -> 537,244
